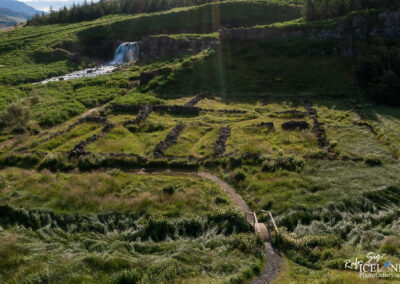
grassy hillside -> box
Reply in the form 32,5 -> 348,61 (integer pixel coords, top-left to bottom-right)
0,168 -> 263,283
0,0 -> 301,85
1,0 -> 400,283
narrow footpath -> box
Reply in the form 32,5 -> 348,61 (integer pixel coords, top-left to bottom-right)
132,169 -> 282,284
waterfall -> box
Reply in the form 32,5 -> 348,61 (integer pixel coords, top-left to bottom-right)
40,42 -> 140,84
110,42 -> 140,65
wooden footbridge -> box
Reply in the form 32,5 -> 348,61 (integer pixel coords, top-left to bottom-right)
245,210 -> 279,241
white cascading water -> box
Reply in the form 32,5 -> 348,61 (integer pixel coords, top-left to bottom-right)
41,42 -> 140,84
109,42 -> 140,65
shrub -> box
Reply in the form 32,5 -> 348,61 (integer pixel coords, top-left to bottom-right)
168,159 -> 198,170
229,156 -> 242,169
177,218 -> 204,237
261,155 -> 304,172
78,153 -> 106,170
22,270 -> 50,284
11,125 -> 26,134
364,154 -> 382,167
142,218 -> 176,241
146,159 -> 168,168
234,170 -> 246,182
227,233 -> 264,255
381,236 -> 400,255
105,156 -> 142,169
325,258 -> 346,270
208,211 -> 251,235
0,104 -> 30,130
39,153 -> 72,171
1,153 -> 41,169
112,269 -> 142,284
204,158 -> 221,168
215,196 -> 229,205
305,149 -> 329,159
107,168 -> 121,176
162,185 -> 175,195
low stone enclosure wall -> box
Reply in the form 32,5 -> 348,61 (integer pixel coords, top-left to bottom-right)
37,116 -> 107,145
281,121 -> 309,131
274,110 -> 307,118
185,93 -> 206,107
19,93 -> 376,171
110,103 -> 248,116
303,98 -> 329,149
255,122 -> 274,131
213,126 -> 231,157
69,122 -> 115,158
153,123 -> 185,158
345,99 -> 377,135
123,106 -> 153,126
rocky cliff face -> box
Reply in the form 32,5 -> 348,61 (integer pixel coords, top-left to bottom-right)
139,35 -> 218,58
220,9 -> 400,43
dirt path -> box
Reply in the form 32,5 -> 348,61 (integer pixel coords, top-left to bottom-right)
197,171 -> 250,213
251,242 -> 282,284
130,169 -> 282,283
197,172 -> 282,284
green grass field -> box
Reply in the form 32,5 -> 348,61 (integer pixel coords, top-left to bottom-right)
1,1 -> 400,282
0,168 -> 264,283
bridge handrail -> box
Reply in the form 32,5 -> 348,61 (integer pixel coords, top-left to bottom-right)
245,211 -> 261,234
260,210 -> 279,234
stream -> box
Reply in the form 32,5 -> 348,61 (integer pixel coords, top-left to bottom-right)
40,42 -> 140,84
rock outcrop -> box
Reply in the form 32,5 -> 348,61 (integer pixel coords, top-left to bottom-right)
221,9 -> 400,42
140,35 -> 219,58
219,9 -> 400,57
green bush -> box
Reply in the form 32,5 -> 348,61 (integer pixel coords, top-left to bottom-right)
168,159 -> 198,170
208,210 -> 251,235
39,153 -> 72,171
305,149 -> 329,159
112,269 -> 142,284
104,156 -> 142,169
177,218 -> 204,238
234,170 -> 246,182
146,159 -> 169,168
142,218 -> 176,242
22,270 -> 50,284
77,153 -> 106,170
0,104 -> 30,130
364,154 -> 382,167
1,153 -> 41,169
203,158 -> 221,168
381,236 -> 400,255
215,196 -> 228,205
229,156 -> 242,169
261,155 -> 304,172
162,185 -> 175,195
